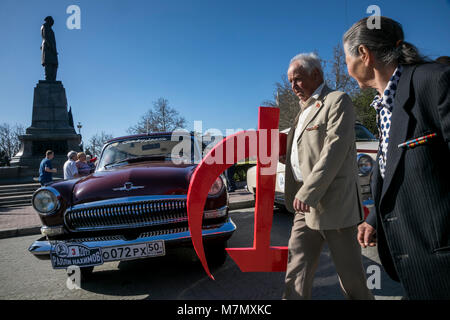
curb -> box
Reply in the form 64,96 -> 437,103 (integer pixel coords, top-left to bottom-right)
0,226 -> 41,240
229,200 -> 255,211
0,200 -> 256,240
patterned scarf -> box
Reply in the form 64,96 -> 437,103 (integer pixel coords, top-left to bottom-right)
370,65 -> 403,178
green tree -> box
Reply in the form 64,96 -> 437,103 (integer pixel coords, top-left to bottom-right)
352,88 -> 378,135
327,44 -> 377,134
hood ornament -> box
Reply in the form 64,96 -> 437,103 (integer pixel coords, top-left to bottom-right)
113,182 -> 145,191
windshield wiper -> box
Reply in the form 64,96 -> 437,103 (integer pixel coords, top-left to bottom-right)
103,155 -> 170,168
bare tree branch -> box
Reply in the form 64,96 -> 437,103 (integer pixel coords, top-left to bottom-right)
327,43 -> 359,95
0,123 -> 25,158
127,98 -> 186,134
86,131 -> 113,157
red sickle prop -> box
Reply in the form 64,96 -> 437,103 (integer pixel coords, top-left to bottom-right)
187,107 -> 288,279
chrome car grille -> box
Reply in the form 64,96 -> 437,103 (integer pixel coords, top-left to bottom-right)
139,227 -> 190,238
65,196 -> 188,232
65,227 -> 191,242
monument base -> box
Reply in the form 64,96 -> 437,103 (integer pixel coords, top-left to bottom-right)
0,166 -> 38,184
10,80 -> 82,179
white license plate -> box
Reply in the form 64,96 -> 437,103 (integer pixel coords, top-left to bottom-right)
101,241 -> 165,262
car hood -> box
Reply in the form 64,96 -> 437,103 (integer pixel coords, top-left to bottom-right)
71,162 -> 196,205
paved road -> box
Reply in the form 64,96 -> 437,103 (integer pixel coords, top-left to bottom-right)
0,208 -> 404,300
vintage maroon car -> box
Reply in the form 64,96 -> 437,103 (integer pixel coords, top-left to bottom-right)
28,132 -> 236,276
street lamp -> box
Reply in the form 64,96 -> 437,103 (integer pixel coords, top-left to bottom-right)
77,122 -> 83,151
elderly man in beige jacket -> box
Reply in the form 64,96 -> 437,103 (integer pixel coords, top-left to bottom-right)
283,53 -> 374,300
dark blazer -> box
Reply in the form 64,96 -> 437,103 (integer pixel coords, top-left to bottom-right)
366,62 -> 450,299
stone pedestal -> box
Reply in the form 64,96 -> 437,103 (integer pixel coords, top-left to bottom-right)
10,81 -> 81,177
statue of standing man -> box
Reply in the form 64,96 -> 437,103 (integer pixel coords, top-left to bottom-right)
41,16 -> 58,81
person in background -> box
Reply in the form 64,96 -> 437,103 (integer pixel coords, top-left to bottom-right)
63,151 -> 80,180
93,156 -> 99,168
38,150 -> 57,186
86,155 -> 96,173
436,56 -> 450,66
3,154 -> 10,167
76,152 -> 91,176
343,16 -> 450,299
225,164 -> 237,192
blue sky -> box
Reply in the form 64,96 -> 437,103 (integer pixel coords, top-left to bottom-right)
1,0 -> 449,143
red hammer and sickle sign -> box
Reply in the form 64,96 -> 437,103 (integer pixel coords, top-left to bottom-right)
187,107 -> 288,280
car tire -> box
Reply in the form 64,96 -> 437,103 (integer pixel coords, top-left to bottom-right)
205,241 -> 227,267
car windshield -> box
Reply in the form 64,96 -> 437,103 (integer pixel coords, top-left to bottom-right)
355,124 -> 377,141
97,134 -> 201,171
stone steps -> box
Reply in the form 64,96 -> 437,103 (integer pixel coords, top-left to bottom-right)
0,190 -> 36,197
0,198 -> 33,207
0,182 -> 40,190
0,183 -> 40,208
0,186 -> 39,194
0,194 -> 33,207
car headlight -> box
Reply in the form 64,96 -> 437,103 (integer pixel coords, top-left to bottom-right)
208,176 -> 224,196
32,187 -> 60,215
357,154 -> 374,176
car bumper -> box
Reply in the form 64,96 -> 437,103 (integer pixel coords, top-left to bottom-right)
28,218 -> 236,260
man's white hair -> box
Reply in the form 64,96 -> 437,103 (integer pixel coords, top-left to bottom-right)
67,151 -> 77,159
289,52 -> 324,78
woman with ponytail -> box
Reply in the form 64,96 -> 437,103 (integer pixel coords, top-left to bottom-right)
343,16 -> 450,300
